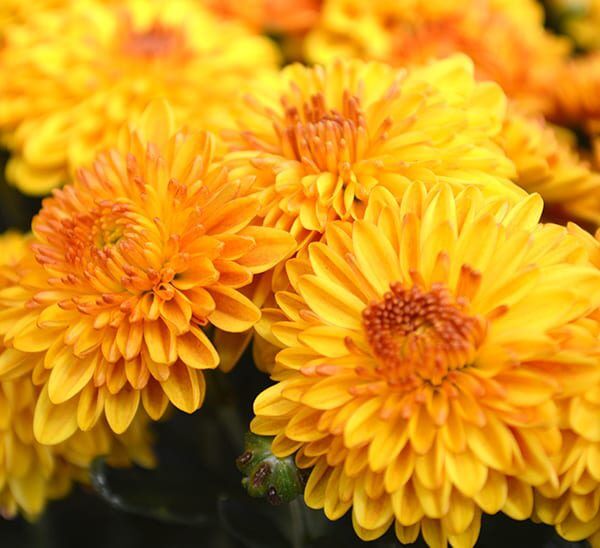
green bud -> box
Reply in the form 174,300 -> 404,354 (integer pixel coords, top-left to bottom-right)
237,432 -> 307,505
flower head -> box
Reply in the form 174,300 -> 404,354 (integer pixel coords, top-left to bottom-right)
304,0 -> 569,114
0,0 -> 279,195
225,56 -> 520,243
527,225 -> 600,544
550,53 -> 600,139
0,101 -> 295,441
0,231 -> 154,519
202,0 -> 322,34
498,106 -> 600,226
251,183 -> 600,547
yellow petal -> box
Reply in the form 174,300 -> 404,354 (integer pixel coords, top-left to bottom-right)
34,386 -> 78,445
162,361 -> 204,413
298,274 -> 364,330
352,220 -> 401,295
48,352 -> 96,404
104,389 -> 140,434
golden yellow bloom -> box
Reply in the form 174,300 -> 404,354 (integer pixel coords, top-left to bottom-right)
225,56 -> 521,244
498,106 -> 600,226
0,0 -> 63,28
529,225 -> 600,544
550,53 -> 600,138
0,101 -> 295,442
0,0 -> 279,195
251,183 -> 600,547
0,231 -> 153,519
304,0 -> 569,115
0,375 -> 153,519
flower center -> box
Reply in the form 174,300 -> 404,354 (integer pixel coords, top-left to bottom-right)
362,282 -> 486,387
122,23 -> 185,58
277,91 -> 367,180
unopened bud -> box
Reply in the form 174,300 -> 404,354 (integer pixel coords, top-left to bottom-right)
237,432 -> 304,505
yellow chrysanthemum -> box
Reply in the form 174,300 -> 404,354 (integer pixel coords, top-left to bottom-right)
527,225 -> 600,544
304,0 -> 569,115
0,231 -> 154,519
498,106 -> 600,226
0,0 -> 63,28
0,101 -> 295,442
251,183 -> 600,547
0,0 -> 279,195
550,53 -> 600,139
224,56 -> 521,244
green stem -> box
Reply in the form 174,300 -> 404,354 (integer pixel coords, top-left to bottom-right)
289,498 -> 304,548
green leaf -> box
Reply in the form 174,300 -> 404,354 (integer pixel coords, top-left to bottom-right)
90,457 -> 215,526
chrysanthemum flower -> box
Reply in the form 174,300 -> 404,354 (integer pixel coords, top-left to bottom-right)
0,101 -> 295,442
0,375 -> 153,519
251,183 -> 600,547
0,231 -> 153,519
550,53 -> 600,139
224,56 -> 520,244
498,106 -> 600,226
202,0 -> 322,34
0,0 -> 279,195
528,225 -> 600,544
0,0 -> 62,28
304,0 -> 569,115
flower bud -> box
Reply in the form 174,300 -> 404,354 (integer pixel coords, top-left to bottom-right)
236,433 -> 306,505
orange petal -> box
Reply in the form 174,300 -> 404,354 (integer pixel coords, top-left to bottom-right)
104,389 -> 140,434
208,286 -> 260,332
142,378 -> 170,420
144,320 -> 177,364
237,226 -> 296,273
177,326 -> 219,370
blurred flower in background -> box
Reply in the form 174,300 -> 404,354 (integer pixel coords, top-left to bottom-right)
303,0 -> 569,115
0,0 -> 279,195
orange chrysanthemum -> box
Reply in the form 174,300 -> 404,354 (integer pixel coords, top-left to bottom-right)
202,0 -> 322,34
0,231 -> 154,519
224,56 -> 520,244
550,53 -> 600,139
0,101 -> 295,442
304,0 -> 569,115
251,183 -> 600,547
0,0 -> 279,195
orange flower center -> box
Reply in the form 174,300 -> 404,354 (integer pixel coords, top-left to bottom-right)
121,23 -> 185,58
276,91 -> 368,181
362,282 -> 486,388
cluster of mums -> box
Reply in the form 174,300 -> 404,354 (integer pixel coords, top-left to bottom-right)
2,0 -> 600,547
